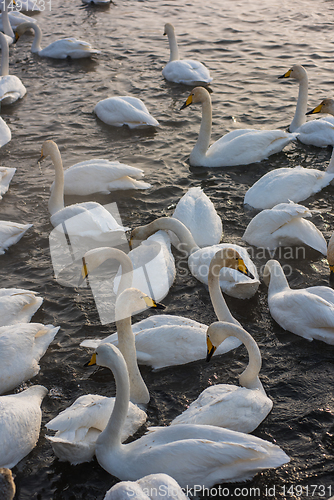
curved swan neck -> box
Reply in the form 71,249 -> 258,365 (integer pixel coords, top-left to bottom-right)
290,73 -> 308,132
208,255 -> 238,323
0,32 -> 9,76
190,92 -> 212,163
45,143 -> 64,216
25,23 -> 43,53
265,260 -> 289,295
1,1 -> 14,39
132,217 -> 199,255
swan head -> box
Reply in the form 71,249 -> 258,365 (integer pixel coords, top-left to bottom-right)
262,259 -> 282,286
0,468 -> 15,500
88,342 -> 125,372
38,140 -> 60,163
209,247 -> 255,280
306,98 -> 334,116
278,64 -> 307,82
180,87 -> 210,110
79,247 -> 133,285
163,23 -> 175,36
15,21 -> 35,39
206,321 -> 245,361
115,287 -> 165,321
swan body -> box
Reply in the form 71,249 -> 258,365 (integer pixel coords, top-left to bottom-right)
0,117 -> 11,147
0,323 -> 59,394
279,65 -> 334,146
15,22 -> 100,59
264,259 -> 334,344
51,159 -> 151,196
0,288 -> 43,326
93,342 -> 289,488
0,32 -> 26,105
40,140 -> 129,239
0,385 -> 48,469
0,468 -> 15,500
171,322 -> 272,432
0,167 -> 15,199
94,96 -> 159,128
170,187 -> 223,248
243,201 -> 327,255
162,23 -> 212,85
0,221 -> 32,254
181,87 -> 296,167
103,473 -> 188,500
131,217 -> 260,299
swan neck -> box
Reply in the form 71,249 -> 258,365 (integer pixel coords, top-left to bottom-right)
0,33 -> 9,76
30,24 -> 43,53
167,29 -> 179,61
116,317 -> 149,405
290,76 -> 308,132
237,331 -> 264,393
267,262 -> 289,294
1,2 -> 14,39
191,96 -> 212,162
208,260 -> 236,323
48,146 -> 65,216
326,148 -> 334,174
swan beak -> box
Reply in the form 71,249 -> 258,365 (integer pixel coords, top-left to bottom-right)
206,337 -> 216,362
38,151 -> 46,164
306,103 -> 323,115
14,32 -> 20,44
143,296 -> 166,310
85,352 -> 97,367
237,258 -> 254,280
180,94 -> 193,110
78,257 -> 88,286
329,264 -> 334,278
278,68 -> 292,79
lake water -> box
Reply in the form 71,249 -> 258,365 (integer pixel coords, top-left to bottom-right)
1,0 -> 334,498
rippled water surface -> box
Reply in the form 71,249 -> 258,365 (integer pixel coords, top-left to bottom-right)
1,0 -> 334,498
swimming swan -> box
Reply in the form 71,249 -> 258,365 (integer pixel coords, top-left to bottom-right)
51,158 -> 151,196
0,468 -> 15,500
243,201 -> 327,255
0,32 -> 26,105
94,96 -> 159,129
162,23 -> 212,86
80,247 -> 258,368
0,220 -> 32,255
263,259 -> 334,345
171,321 -> 272,433
170,186 -> 223,248
180,87 -> 296,167
0,117 -> 11,147
39,140 -> 129,239
91,342 -> 289,488
0,385 -> 48,469
15,22 -> 101,59
130,216 -> 260,299
0,167 -> 15,199
0,288 -> 43,326
278,65 -> 334,147
103,473 -> 188,500
0,323 -> 59,394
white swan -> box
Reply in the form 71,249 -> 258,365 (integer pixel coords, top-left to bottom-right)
80,248 -> 256,368
15,22 -> 100,59
162,23 -> 212,86
103,473 -> 188,500
130,216 -> 259,299
50,158 -> 151,196
0,32 -> 26,105
0,220 -> 32,254
39,140 -> 129,240
171,321 -> 272,432
170,186 -> 223,248
0,0 -> 15,45
0,468 -> 15,500
0,322 -> 59,394
180,87 -> 296,167
0,167 -> 15,199
94,96 -> 159,129
0,117 -> 11,147
0,288 -> 43,326
0,0 -> 37,33
0,385 -> 48,469
278,65 -> 334,147
91,342 -> 289,488
243,201 -> 327,255
263,259 -> 334,344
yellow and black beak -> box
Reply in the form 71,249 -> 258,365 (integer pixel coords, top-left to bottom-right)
78,257 -> 89,286
206,336 -> 216,362
306,102 -> 323,115
237,258 -> 255,280
14,32 -> 20,44
143,296 -> 166,310
38,149 -> 46,164
180,94 -> 193,110
278,68 -> 292,79
329,264 -> 334,280
84,352 -> 96,367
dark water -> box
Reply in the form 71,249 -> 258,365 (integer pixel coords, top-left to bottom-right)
1,0 -> 334,498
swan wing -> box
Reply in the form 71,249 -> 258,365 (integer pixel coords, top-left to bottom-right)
0,221 -> 32,254
39,38 -> 100,59
94,97 -> 159,128
0,117 -> 11,147
0,75 -> 26,103
296,119 -> 334,147
0,288 -> 43,326
0,166 -> 15,199
162,59 -> 212,84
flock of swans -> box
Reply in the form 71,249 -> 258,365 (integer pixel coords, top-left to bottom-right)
0,0 -> 334,497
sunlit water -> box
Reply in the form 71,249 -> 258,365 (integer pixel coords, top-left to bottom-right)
1,0 -> 334,498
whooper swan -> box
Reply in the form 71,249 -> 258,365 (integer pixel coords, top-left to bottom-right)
0,0 -> 37,34
0,32 -> 26,105
103,473 -> 188,500
94,96 -> 159,129
171,321 -> 272,432
0,288 -> 43,326
15,22 -> 101,59
263,259 -> 334,345
162,23 -> 212,86
0,385 -> 48,469
0,167 -> 15,199
243,201 -> 327,255
0,220 -> 32,255
278,65 -> 334,147
91,342 -> 289,488
180,87 -> 296,167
